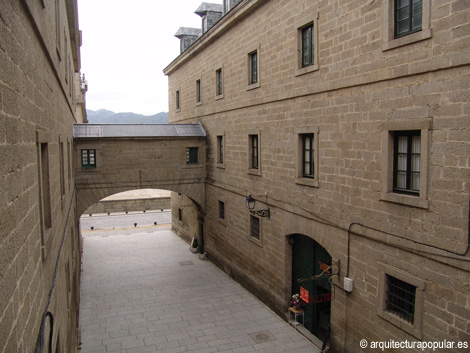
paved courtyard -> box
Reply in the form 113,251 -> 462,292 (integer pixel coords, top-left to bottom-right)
79,224 -> 320,353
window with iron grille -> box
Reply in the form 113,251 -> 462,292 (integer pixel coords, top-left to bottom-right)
386,274 -> 416,324
178,208 -> 182,222
250,215 -> 260,240
176,90 -> 180,110
196,80 -> 201,103
301,24 -> 314,67
393,131 -> 420,195
218,201 -> 225,220
216,68 -> 223,96
81,149 -> 96,168
395,0 -> 423,38
250,135 -> 259,169
186,147 -> 199,164
249,51 -> 258,85
217,135 -> 224,164
302,133 -> 314,178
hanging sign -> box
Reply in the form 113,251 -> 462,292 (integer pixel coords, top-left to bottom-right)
310,292 -> 334,303
318,261 -> 331,274
300,286 -> 310,304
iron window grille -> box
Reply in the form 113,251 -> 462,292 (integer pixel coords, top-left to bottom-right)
178,208 -> 182,221
386,274 -> 416,324
217,136 -> 224,164
250,135 -> 259,169
301,24 -> 314,67
186,147 -> 199,164
302,133 -> 315,178
250,51 -> 258,85
250,215 -> 260,240
196,80 -> 201,103
81,149 -> 96,168
395,0 -> 423,38
176,91 -> 180,110
218,201 -> 225,220
393,131 -> 420,195
216,69 -> 223,96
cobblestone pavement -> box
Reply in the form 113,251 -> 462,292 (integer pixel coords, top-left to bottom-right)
79,226 -> 320,353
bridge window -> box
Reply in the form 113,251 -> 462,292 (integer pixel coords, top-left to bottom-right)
81,149 -> 96,168
186,147 -> 199,164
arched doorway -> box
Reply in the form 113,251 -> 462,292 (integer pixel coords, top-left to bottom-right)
291,234 -> 332,340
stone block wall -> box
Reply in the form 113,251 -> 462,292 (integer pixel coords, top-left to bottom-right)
166,0 -> 470,351
84,197 -> 171,215
0,1 -> 82,352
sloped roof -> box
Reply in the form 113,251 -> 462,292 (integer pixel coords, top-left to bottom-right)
195,3 -> 224,15
73,123 -> 206,138
174,27 -> 202,38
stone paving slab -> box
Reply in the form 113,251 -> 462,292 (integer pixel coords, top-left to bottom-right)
79,227 -> 320,353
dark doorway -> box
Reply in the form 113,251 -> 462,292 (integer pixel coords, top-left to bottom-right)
291,234 -> 331,339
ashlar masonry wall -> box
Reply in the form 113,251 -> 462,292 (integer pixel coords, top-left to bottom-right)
165,0 -> 470,352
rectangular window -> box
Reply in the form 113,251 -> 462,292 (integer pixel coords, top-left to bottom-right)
250,215 -> 260,240
302,24 -> 314,68
178,208 -> 182,221
249,51 -> 258,85
386,274 -> 416,324
218,201 -> 225,220
176,90 -> 180,110
55,0 -> 61,55
81,149 -> 96,168
59,141 -> 65,196
39,143 -> 52,228
395,0 -> 423,38
302,134 -> 314,178
217,135 -> 224,164
186,147 -> 199,164
196,80 -> 201,103
216,68 -> 223,96
393,131 -> 420,195
250,135 -> 259,169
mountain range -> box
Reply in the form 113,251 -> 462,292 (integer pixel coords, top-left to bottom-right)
86,109 -> 169,124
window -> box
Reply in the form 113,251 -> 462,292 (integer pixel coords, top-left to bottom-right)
249,51 -> 258,84
59,140 -> 65,196
196,79 -> 201,104
186,147 -> 198,164
217,135 -> 224,165
383,0 -> 431,51
378,264 -> 425,338
301,24 -> 314,68
178,208 -> 182,222
55,0 -> 61,56
385,274 -> 416,324
250,215 -> 260,240
176,90 -> 180,111
395,0 -> 423,39
81,149 -> 96,168
302,134 -> 315,178
39,143 -> 52,228
295,13 -> 319,76
216,68 -> 223,97
393,131 -> 420,195
218,201 -> 225,220
295,127 -> 319,187
381,120 -> 430,209
249,134 -> 259,170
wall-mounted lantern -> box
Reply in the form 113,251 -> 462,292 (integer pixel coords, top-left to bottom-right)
245,194 -> 270,219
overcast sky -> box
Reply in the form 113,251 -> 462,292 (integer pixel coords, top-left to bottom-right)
78,0 -> 213,115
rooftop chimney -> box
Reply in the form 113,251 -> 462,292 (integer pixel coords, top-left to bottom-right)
175,27 -> 202,53
195,3 -> 224,34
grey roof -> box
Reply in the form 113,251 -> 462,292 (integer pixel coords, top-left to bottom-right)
195,3 -> 223,15
174,27 -> 202,38
73,123 -> 206,138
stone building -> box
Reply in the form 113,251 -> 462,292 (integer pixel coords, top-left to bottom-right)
164,0 -> 470,351
0,0 -> 85,352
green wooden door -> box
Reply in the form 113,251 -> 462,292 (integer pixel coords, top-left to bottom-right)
292,234 -> 331,338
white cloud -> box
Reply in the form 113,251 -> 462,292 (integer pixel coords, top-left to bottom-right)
78,0 -> 214,115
